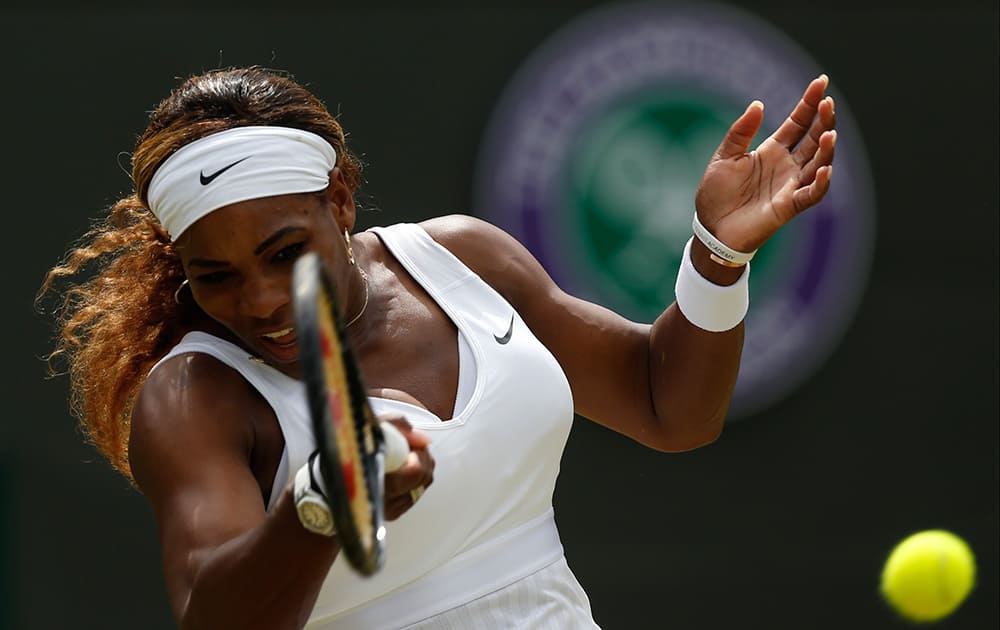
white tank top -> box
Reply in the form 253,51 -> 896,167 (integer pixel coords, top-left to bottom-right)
151,223 -> 595,628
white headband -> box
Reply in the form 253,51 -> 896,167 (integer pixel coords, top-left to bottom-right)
147,126 -> 338,239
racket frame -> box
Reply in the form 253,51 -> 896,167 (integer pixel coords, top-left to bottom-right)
293,251 -> 389,576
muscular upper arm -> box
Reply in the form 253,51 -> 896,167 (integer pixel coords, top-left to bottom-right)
129,354 -> 269,618
421,215 -> 663,445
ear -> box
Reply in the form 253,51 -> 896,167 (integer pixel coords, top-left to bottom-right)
324,167 -> 357,231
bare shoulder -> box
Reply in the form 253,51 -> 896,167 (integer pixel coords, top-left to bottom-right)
130,353 -> 261,493
418,214 -> 513,264
133,352 -> 259,441
419,214 -> 553,306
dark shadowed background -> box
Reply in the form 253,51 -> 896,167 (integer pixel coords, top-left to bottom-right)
5,1 -> 997,628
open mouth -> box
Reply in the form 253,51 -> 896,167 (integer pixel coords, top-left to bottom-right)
260,327 -> 296,347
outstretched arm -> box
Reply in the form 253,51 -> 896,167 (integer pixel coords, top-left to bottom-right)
429,75 -> 836,452
642,74 -> 837,446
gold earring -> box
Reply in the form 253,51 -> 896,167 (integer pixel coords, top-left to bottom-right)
173,279 -> 190,305
344,227 -> 356,265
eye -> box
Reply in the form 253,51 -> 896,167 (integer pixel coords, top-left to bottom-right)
272,241 -> 306,263
194,270 -> 234,284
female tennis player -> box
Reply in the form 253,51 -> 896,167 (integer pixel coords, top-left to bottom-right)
41,66 -> 835,629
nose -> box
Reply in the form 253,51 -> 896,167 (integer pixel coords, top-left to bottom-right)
239,272 -> 290,320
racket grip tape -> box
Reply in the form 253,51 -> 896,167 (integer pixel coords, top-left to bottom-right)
379,421 -> 410,473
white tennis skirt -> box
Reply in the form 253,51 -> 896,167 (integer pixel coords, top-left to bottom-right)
402,556 -> 601,630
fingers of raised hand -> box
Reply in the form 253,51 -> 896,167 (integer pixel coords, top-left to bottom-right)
796,129 -> 837,189
793,96 -> 836,166
793,96 -> 836,164
384,447 -> 435,520
772,75 -> 829,149
791,164 -> 833,216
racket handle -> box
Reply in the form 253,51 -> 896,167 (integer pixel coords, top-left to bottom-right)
379,421 -> 410,473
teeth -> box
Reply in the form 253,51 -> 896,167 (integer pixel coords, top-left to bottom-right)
262,327 -> 294,339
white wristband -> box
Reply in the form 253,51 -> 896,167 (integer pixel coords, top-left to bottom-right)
692,213 -> 757,266
674,237 -> 750,332
293,421 -> 408,537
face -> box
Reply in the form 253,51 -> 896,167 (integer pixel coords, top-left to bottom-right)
175,186 -> 351,375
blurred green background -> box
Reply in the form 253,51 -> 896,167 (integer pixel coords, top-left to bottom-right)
6,1 -> 997,628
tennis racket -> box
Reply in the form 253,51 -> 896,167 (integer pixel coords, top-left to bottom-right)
293,251 -> 408,576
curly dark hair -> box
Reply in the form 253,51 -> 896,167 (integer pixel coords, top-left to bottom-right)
38,67 -> 363,480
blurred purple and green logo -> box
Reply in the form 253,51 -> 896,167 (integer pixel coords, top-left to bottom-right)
475,2 -> 875,419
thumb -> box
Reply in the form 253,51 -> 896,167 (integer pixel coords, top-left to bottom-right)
715,100 -> 764,159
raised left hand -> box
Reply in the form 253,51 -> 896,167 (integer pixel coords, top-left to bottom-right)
694,74 -> 837,253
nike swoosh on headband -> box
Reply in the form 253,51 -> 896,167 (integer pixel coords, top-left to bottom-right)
199,155 -> 253,185
494,314 -> 514,345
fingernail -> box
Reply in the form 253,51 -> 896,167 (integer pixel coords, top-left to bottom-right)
818,73 -> 829,84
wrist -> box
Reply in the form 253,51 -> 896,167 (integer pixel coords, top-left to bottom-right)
689,238 -> 746,286
674,238 -> 750,332
294,452 -> 337,537
691,212 -> 757,272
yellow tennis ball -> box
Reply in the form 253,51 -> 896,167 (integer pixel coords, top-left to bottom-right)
880,529 -> 975,623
